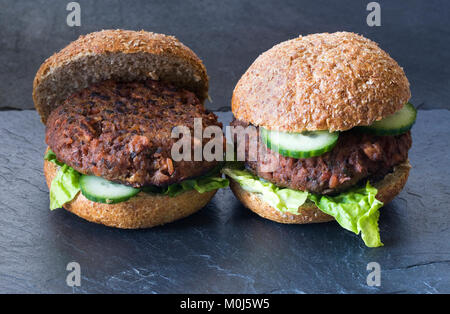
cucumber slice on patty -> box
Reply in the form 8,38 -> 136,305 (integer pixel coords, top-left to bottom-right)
260,128 -> 339,159
357,102 -> 417,136
80,175 -> 141,204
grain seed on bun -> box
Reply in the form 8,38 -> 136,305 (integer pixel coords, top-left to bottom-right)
34,29 -> 209,124
232,32 -> 411,132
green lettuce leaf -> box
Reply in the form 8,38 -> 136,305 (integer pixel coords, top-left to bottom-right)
224,166 -> 384,247
48,164 -> 81,210
46,150 -> 228,206
45,149 -> 81,210
143,173 -> 229,197
222,167 -> 308,214
310,182 -> 384,247
172,176 -> 229,196
44,149 -> 64,167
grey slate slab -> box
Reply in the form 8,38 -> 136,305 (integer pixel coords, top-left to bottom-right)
0,109 -> 449,293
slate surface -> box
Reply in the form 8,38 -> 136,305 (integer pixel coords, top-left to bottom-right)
0,109 -> 449,293
1,0 -> 449,112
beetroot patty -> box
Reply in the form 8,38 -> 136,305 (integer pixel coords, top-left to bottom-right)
46,80 -> 222,187
231,119 -> 412,194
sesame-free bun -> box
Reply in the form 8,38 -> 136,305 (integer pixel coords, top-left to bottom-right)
33,29 -> 208,123
228,160 -> 410,224
44,158 -> 217,229
232,32 -> 411,132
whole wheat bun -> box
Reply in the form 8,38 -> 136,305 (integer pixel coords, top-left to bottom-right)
44,158 -> 217,229
232,32 -> 411,132
33,29 -> 208,123
228,160 -> 411,224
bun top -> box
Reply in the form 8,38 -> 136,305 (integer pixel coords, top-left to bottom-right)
232,32 -> 411,132
33,29 -> 208,123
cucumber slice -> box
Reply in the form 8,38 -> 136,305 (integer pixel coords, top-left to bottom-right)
80,175 -> 141,204
358,103 -> 417,136
260,128 -> 339,159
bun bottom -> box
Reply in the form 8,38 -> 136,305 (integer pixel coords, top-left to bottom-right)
229,160 -> 411,224
44,160 -> 217,229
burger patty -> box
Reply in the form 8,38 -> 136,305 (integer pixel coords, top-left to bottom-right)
231,119 -> 412,194
46,80 -> 222,187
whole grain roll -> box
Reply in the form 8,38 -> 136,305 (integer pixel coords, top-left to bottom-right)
228,160 -> 411,224
33,29 -> 209,123
44,158 -> 217,229
232,32 -> 411,132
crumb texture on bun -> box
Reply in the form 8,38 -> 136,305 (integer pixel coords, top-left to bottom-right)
44,159 -> 216,229
232,32 -> 411,132
33,29 -> 209,123
229,160 -> 410,224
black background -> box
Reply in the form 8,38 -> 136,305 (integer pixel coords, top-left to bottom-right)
0,0 -> 449,111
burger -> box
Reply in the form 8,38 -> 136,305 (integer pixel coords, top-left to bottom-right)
33,30 -> 228,229
223,32 -> 416,247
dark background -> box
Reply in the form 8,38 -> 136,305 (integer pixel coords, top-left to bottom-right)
0,0 -> 449,111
